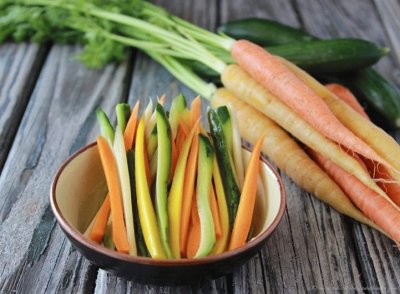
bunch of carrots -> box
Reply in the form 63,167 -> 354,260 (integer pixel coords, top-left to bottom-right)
85,94 -> 266,258
5,1 -> 400,245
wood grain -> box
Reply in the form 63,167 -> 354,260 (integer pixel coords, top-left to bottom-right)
0,45 -> 130,293
0,43 -> 47,174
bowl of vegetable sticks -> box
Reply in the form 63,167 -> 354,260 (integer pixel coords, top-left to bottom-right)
50,94 -> 286,285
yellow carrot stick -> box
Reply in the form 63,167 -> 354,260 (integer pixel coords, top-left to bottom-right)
135,118 -> 166,259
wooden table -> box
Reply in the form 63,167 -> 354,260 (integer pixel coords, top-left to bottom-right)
1,0 -> 400,292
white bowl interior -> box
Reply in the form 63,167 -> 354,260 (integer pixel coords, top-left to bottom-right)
55,145 -> 282,240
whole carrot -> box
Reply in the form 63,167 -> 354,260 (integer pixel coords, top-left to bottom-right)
221,65 -> 385,198
327,83 -> 400,207
309,150 -> 400,244
231,40 -> 389,169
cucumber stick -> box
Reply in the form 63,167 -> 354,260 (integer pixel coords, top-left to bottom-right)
195,134 -> 215,258
96,108 -> 114,144
126,150 -> 149,257
155,103 -> 173,258
116,103 -> 131,132
208,109 -> 240,228
113,126 -> 137,256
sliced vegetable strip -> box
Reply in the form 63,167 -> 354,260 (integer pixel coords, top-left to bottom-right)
211,160 -> 230,255
124,101 -> 140,149
209,184 -> 222,239
229,136 -> 264,250
168,122 -> 199,258
135,118 -> 166,259
88,194 -> 111,243
195,134 -> 216,258
155,104 -> 173,258
97,136 -> 129,253
114,127 -> 137,255
186,197 -> 201,259
180,130 -> 200,256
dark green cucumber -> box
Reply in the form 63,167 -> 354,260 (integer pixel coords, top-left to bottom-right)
95,108 -> 114,143
342,68 -> 400,128
154,103 -> 173,258
218,18 -> 317,46
116,103 -> 131,132
267,39 -> 387,73
208,108 -> 240,228
195,134 -> 215,258
127,150 -> 149,257
215,106 -> 233,152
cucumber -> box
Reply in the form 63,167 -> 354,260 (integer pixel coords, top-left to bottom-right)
95,108 -> 114,144
267,39 -> 387,73
215,106 -> 233,152
208,108 -> 240,228
116,103 -> 131,132
218,18 -> 317,46
342,68 -> 400,128
155,103 -> 173,258
195,134 -> 215,258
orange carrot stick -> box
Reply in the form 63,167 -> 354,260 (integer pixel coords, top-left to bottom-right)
124,101 -> 140,150
309,150 -> 400,244
327,83 -> 400,207
231,40 -> 389,168
88,194 -> 111,243
180,133 -> 199,255
228,135 -> 264,250
175,121 -> 188,153
190,96 -> 202,128
186,197 -> 201,258
209,184 -> 222,240
97,136 -> 129,253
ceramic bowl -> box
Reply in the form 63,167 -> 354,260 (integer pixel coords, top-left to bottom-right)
50,142 -> 286,285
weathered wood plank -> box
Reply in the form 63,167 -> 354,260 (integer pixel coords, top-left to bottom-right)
294,0 -> 400,291
0,43 -> 47,174
0,45 -> 130,293
220,0 -> 366,292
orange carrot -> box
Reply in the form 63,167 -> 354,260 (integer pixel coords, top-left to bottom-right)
124,101 -> 140,150
327,83 -> 400,207
231,40 -> 389,168
186,197 -> 201,258
309,150 -> 400,244
190,96 -> 202,128
209,184 -> 222,240
97,136 -> 129,253
88,194 -> 111,243
228,135 -> 264,250
325,84 -> 368,118
180,133 -> 199,255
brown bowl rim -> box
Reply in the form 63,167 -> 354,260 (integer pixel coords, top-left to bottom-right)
50,141 -> 286,266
